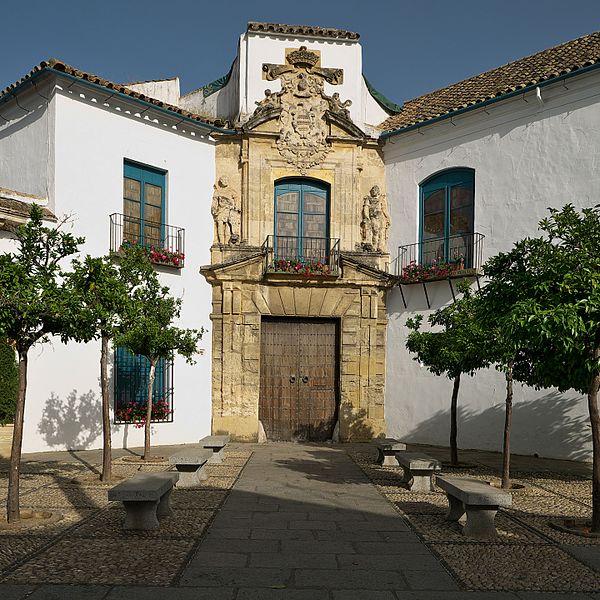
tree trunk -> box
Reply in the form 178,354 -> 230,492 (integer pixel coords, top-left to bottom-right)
588,345 -> 600,532
450,374 -> 461,466
100,334 -> 112,482
143,360 -> 156,461
501,362 -> 514,490
7,351 -> 28,523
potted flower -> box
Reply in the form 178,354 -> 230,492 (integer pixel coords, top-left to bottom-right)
115,399 -> 172,428
272,257 -> 332,277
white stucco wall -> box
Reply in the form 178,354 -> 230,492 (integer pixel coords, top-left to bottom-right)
178,30 -> 391,128
180,58 -> 240,122
0,82 -> 54,203
383,70 -> 600,461
238,31 -> 388,130
15,84 -> 216,453
126,78 -> 181,106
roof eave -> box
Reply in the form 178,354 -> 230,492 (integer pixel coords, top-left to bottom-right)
0,66 -> 236,136
380,60 -> 600,140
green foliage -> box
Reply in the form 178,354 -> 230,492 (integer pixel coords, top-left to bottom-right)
482,204 -> 600,393
0,204 -> 86,521
115,247 -> 204,367
64,254 -> 130,342
0,339 -> 17,425
0,205 -> 85,353
406,282 -> 490,379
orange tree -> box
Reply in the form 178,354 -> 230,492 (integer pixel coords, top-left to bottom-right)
406,282 -> 489,466
0,206 -> 84,522
115,252 -> 203,460
64,248 -> 150,482
482,204 -> 600,527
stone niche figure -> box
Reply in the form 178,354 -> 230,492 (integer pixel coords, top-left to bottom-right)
360,185 -> 390,252
211,176 -> 241,245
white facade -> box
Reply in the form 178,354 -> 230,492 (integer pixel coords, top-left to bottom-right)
0,75 -> 216,452
383,70 -> 600,461
179,29 -> 389,131
1,24 -> 599,460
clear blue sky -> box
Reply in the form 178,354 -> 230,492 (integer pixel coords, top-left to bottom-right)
2,1 -> 599,106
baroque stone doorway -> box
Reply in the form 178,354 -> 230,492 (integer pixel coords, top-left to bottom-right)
259,317 -> 339,441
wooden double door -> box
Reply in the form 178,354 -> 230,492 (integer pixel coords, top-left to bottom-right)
259,318 -> 339,442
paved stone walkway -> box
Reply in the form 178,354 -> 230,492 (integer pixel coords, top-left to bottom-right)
178,443 -> 458,598
2,443 -> 598,599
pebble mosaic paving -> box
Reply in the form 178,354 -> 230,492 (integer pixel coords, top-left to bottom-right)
0,450 -> 251,586
349,445 -> 600,592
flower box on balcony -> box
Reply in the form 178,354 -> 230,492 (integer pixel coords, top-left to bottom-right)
262,235 -> 341,278
110,213 -> 186,269
399,259 -> 477,284
271,258 -> 333,278
120,240 -> 185,269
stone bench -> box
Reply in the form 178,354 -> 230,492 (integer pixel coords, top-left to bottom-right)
199,435 -> 230,464
394,451 -> 441,492
373,438 -> 407,466
108,472 -> 179,530
169,448 -> 213,488
436,476 -> 512,540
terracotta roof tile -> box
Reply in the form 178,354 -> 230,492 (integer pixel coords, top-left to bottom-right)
380,30 -> 600,132
247,21 -> 359,40
0,59 -> 231,129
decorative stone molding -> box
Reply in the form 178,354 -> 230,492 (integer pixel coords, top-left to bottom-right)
252,46 -> 354,174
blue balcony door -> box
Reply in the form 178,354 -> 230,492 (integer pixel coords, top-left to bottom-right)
420,169 -> 474,267
274,179 -> 329,262
123,161 -> 166,249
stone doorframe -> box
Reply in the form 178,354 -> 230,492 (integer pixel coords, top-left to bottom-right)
201,253 -> 394,442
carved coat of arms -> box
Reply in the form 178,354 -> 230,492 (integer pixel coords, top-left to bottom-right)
254,46 -> 352,174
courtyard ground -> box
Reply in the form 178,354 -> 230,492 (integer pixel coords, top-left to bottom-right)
0,442 -> 598,599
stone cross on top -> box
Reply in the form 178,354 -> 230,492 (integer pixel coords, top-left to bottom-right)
262,46 -> 344,86
253,46 -> 352,173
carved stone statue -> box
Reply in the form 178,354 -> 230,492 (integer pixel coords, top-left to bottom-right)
211,176 -> 241,245
326,92 -> 352,119
360,185 -> 390,252
254,89 -> 282,115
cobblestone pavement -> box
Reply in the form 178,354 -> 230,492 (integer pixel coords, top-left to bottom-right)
351,444 -> 600,596
0,443 -> 599,599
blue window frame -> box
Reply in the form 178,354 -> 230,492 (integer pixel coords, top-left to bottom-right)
113,347 -> 173,424
274,179 -> 329,261
123,160 -> 166,249
420,169 -> 475,267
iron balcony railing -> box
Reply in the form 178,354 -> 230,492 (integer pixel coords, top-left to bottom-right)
262,235 -> 341,277
110,213 -> 185,269
397,232 -> 484,284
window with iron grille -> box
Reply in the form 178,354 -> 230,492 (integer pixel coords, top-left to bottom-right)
113,347 -> 173,424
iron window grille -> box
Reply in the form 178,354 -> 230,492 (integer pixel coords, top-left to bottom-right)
113,347 -> 174,424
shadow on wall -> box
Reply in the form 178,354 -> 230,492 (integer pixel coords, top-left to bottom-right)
339,404 -> 376,442
38,389 -> 105,450
401,390 -> 591,462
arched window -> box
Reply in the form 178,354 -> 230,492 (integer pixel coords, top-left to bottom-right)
420,169 -> 475,267
274,178 -> 329,261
